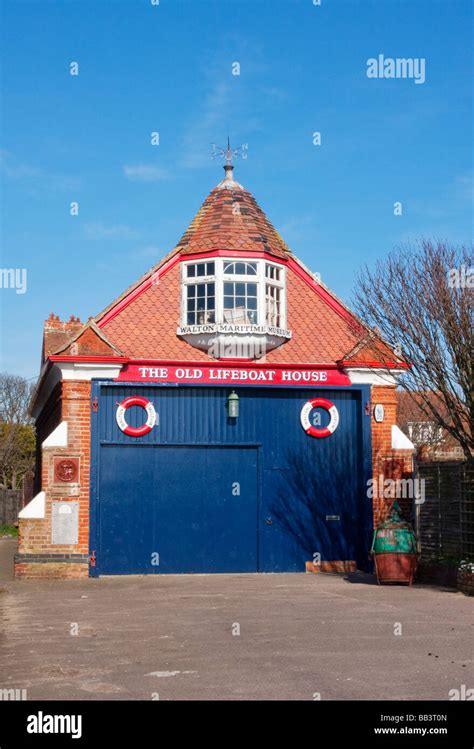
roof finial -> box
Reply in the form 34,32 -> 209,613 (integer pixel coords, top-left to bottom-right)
211,139 -> 248,182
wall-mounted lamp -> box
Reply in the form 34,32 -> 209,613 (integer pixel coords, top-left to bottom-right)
227,390 -> 239,418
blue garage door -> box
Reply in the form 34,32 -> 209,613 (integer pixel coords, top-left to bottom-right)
91,384 -> 372,574
97,445 -> 258,575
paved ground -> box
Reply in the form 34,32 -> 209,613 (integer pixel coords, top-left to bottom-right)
0,539 -> 472,700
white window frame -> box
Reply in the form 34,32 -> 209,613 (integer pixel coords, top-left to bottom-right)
264,260 -> 286,328
181,258 -> 287,329
181,261 -> 216,325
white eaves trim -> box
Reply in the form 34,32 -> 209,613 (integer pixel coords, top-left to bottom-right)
58,362 -> 123,380
19,491 -> 45,519
42,421 -> 68,448
347,368 -> 404,386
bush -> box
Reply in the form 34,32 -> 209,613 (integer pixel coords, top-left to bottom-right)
0,525 -> 19,537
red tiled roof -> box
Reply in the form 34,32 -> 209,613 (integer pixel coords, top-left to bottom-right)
100,259 -> 363,364
45,171 -> 401,368
49,319 -> 125,358
175,180 -> 290,259
338,333 -> 406,367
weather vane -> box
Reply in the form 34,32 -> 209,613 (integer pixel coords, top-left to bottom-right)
211,137 -> 248,164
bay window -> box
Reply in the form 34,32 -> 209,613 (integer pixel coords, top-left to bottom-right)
181,258 -> 287,330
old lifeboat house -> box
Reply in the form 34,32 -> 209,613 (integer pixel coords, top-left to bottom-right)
17,162 -> 414,578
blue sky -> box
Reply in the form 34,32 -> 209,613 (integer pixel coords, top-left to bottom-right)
0,0 -> 472,378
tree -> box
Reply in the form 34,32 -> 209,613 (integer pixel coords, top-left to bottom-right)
0,374 -> 35,490
0,423 -> 35,490
353,239 -> 473,462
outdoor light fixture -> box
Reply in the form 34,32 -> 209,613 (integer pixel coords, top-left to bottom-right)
227,390 -> 239,418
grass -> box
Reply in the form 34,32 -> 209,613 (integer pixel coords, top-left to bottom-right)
0,525 -> 18,537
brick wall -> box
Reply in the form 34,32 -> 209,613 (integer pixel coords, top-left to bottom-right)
371,384 -> 414,526
16,379 -> 91,579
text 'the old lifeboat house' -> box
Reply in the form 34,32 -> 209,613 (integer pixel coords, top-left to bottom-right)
17,162 -> 414,578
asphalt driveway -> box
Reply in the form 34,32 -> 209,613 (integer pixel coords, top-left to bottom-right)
0,540 -> 472,700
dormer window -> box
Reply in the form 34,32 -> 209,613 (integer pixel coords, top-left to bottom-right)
223,261 -> 258,325
184,262 -> 216,325
181,258 -> 287,328
178,257 -> 291,358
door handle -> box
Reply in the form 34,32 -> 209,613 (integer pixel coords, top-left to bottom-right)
265,517 -> 273,525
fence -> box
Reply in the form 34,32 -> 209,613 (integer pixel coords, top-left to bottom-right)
417,460 -> 474,560
0,489 -> 21,526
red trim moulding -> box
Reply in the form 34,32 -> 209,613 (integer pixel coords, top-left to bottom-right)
126,359 -> 345,370
47,356 -> 404,371
95,249 -> 364,331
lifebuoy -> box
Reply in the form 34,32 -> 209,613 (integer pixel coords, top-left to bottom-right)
300,397 -> 339,438
116,396 -> 157,437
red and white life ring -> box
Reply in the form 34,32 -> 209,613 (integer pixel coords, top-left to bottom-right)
116,396 -> 157,437
300,397 -> 339,438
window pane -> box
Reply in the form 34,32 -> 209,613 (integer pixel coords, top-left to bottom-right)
224,282 -> 234,295
206,262 -> 215,275
187,265 -> 196,278
266,283 -> 281,326
224,261 -> 257,275
236,282 -> 245,296
266,264 -> 281,281
186,279 -> 216,325
247,283 -> 257,297
197,264 -> 205,276
224,296 -> 233,308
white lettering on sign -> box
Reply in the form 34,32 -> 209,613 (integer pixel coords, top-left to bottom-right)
209,369 -> 276,382
138,367 -> 168,379
282,370 -> 328,382
177,323 -> 292,338
175,368 -> 203,380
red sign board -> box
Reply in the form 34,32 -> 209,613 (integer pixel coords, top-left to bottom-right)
116,363 -> 352,387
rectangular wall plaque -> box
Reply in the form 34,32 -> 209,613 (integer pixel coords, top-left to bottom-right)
52,501 -> 79,545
